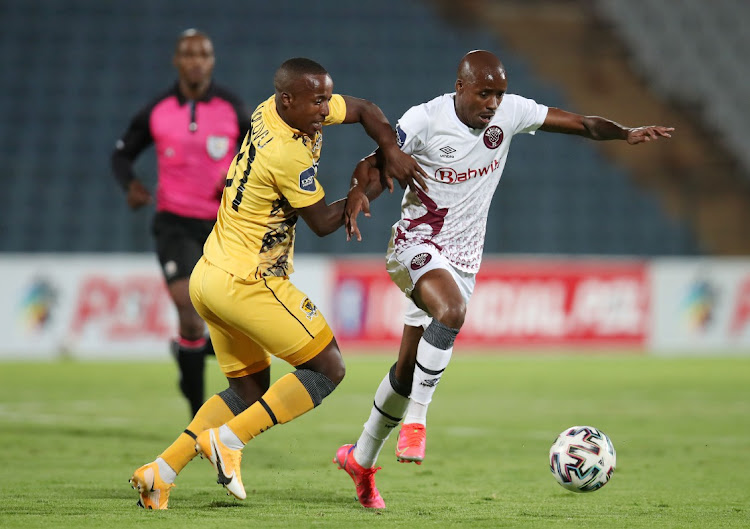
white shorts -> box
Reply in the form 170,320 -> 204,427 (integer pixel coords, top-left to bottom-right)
385,240 -> 476,329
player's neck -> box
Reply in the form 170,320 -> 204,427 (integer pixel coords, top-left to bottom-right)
453,98 -> 472,130
179,79 -> 211,101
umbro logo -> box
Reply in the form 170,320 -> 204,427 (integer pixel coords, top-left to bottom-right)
420,377 -> 440,387
439,145 -> 456,158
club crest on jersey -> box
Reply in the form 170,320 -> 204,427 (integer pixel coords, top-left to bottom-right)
395,124 -> 407,148
410,252 -> 432,270
207,135 -> 230,160
300,297 -> 318,320
483,125 -> 504,149
299,165 -> 317,192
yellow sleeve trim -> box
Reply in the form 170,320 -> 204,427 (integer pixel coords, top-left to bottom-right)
288,183 -> 325,209
324,94 -> 346,125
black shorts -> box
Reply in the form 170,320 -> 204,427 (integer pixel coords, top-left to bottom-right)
152,211 -> 215,284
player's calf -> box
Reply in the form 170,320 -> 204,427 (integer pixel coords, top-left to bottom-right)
172,336 -> 208,416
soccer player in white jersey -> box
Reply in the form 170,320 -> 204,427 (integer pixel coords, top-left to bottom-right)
332,50 -> 673,509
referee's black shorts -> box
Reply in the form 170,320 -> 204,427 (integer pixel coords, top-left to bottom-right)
152,211 -> 215,284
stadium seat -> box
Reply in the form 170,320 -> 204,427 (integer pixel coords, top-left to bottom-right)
0,0 -> 703,255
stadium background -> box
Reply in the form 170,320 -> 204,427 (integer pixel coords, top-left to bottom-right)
2,5 -> 749,526
1,0 -> 749,357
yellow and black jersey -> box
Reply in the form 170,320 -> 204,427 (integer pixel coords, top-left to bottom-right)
203,94 -> 346,279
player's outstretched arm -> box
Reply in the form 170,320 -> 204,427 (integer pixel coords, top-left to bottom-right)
341,96 -> 428,192
539,107 -> 674,144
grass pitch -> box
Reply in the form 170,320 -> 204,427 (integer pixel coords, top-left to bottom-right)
1,354 -> 749,528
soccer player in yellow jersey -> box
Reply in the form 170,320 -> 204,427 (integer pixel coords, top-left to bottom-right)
128,57 -> 428,509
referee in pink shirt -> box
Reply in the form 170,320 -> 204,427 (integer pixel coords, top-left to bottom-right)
112,29 -> 251,416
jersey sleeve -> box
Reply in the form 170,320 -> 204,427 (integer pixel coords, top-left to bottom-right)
323,94 -> 347,126
394,103 -> 429,155
111,103 -> 154,190
271,143 -> 326,209
508,94 -> 548,135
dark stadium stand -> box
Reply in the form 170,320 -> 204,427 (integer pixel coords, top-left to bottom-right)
595,0 -> 750,174
1,0 -> 706,255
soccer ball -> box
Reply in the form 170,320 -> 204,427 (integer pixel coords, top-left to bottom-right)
549,426 -> 616,493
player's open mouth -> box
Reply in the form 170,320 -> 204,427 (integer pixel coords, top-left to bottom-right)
479,113 -> 494,123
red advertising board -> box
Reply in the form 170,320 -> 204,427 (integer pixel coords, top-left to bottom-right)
330,258 -> 648,350
69,275 -> 174,341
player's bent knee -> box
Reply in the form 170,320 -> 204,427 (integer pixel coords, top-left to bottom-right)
328,352 -> 346,385
179,326 -> 205,341
434,302 -> 466,330
308,343 -> 345,385
177,312 -> 206,339
293,369 -> 337,407
423,319 -> 460,350
218,387 -> 250,415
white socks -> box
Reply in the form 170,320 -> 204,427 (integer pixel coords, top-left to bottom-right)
404,336 -> 453,426
219,424 -> 244,450
352,320 -> 459,467
155,457 -> 177,484
353,369 -> 410,468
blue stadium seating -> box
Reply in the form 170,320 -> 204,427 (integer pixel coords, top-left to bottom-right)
595,0 -> 750,175
0,0 -> 699,255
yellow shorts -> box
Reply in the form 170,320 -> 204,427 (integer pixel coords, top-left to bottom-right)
189,257 -> 333,378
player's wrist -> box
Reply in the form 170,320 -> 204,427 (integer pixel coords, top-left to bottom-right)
379,143 -> 402,161
347,186 -> 366,201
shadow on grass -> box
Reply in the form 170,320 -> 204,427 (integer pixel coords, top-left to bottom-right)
194,488 -> 373,511
205,500 -> 246,508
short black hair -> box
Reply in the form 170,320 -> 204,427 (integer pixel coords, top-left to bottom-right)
274,58 -> 328,91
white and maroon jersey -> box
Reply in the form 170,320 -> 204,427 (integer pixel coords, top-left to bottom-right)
392,92 -> 548,274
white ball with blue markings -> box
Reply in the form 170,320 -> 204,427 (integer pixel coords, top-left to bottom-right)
549,426 -> 616,493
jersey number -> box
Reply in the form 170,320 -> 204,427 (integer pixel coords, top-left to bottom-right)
226,136 -> 256,211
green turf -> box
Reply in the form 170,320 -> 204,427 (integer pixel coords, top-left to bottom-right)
1,355 -> 749,528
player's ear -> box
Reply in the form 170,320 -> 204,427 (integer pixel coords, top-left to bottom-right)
280,91 -> 292,109
455,79 -> 463,94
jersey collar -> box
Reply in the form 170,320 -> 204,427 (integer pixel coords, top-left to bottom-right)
448,93 -> 484,136
173,81 -> 217,106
